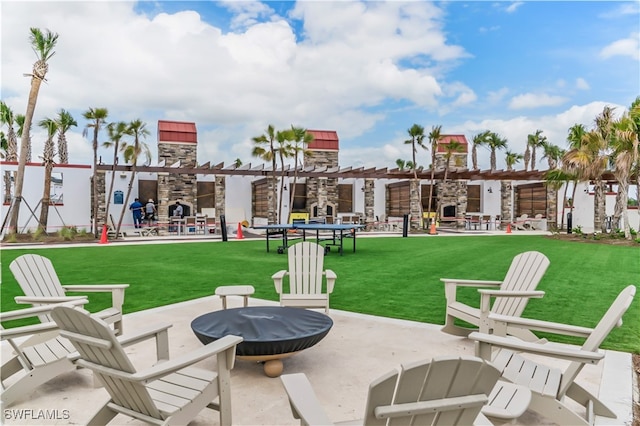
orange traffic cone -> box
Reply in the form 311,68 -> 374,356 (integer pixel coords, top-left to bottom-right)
506,223 -> 512,234
236,222 -> 244,240
429,222 -> 437,235
99,225 -> 109,244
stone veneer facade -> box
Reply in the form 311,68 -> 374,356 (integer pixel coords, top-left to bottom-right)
156,142 -> 198,235
304,150 -> 339,220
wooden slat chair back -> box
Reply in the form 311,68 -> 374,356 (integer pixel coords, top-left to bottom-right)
0,301 -> 87,407
9,254 -> 66,323
363,357 -> 500,426
272,242 -> 337,313
52,307 -> 161,419
281,356 -> 531,425
491,251 -> 550,317
471,285 -> 636,425
441,251 -> 549,342
51,306 -> 242,426
10,254 -> 128,336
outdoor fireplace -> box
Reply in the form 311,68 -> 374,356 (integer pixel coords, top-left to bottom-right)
169,200 -> 192,217
442,205 -> 456,218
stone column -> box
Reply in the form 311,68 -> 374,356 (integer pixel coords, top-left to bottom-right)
215,176 -> 225,228
409,179 -> 421,230
546,186 -> 558,231
500,180 -> 512,229
157,172 -> 170,235
364,178 -> 375,230
96,170 -> 107,228
317,178 -> 328,218
267,176 -> 277,224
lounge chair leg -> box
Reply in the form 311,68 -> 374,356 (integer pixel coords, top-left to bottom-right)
528,393 -> 589,426
87,404 -> 117,426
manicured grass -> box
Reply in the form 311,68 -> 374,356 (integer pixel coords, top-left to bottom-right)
1,235 -> 638,353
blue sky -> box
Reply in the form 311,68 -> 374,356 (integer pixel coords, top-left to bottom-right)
2,1 -> 638,171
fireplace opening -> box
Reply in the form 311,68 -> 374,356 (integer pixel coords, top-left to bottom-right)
442,205 -> 456,218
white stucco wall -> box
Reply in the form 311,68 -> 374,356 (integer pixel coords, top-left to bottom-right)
1,162 -> 92,234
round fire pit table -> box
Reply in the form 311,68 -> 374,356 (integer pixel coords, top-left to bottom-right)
191,306 -> 333,377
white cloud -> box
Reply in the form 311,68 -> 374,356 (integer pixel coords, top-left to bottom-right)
508,93 -> 568,110
600,33 -> 640,61
575,78 -> 590,90
505,2 -> 524,14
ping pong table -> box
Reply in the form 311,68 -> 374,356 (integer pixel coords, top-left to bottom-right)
253,223 -> 365,255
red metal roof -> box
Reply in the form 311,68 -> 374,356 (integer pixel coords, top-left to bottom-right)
307,130 -> 339,151
436,134 -> 468,153
158,120 -> 197,144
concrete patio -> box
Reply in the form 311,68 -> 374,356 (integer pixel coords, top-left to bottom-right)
1,292 -> 634,425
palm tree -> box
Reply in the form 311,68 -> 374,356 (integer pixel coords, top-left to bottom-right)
528,130 -> 546,170
103,121 -> 129,222
563,129 -> 609,232
1,102 -> 18,208
504,150 -> 523,171
115,119 -> 150,237
252,125 -> 278,223
426,125 -> 442,220
486,132 -> 508,171
8,28 -> 58,235
289,126 -> 313,216
233,158 -> 243,167
471,131 -> 489,170
609,114 -> 638,238
541,142 -> 563,170
395,159 -> 415,170
560,124 -> 588,228
83,107 -> 109,237
435,140 -> 464,224
404,124 -> 426,228
37,117 -> 58,233
0,101 -> 18,161
275,129 -> 293,222
627,97 -> 640,209
55,109 -> 76,164
524,137 -> 531,171
545,168 -> 575,231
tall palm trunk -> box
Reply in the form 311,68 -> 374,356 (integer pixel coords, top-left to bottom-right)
278,150 -> 286,223
9,73 -> 43,234
116,148 -> 137,238
104,141 -> 119,221
38,127 -> 56,232
594,179 -> 606,233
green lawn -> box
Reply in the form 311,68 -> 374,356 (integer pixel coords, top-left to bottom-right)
1,235 -> 638,353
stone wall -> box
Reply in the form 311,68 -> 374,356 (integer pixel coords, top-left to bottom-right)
500,181 -> 513,228
438,180 -> 468,227
96,170 -> 106,228
305,150 -> 338,219
364,178 -> 375,229
157,142 -> 197,235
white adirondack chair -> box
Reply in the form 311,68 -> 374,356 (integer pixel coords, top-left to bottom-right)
10,254 -> 129,337
470,285 -> 636,425
272,241 -> 337,313
50,306 -> 243,426
1,300 -> 173,408
441,251 -> 549,342
281,356 -> 531,425
1,300 -> 87,407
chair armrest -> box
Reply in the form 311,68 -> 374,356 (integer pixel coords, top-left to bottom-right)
1,321 -> 59,340
488,313 -> 594,338
478,290 -> 545,314
118,323 -> 173,361
325,269 -> 337,293
272,270 -> 288,294
281,373 -> 334,426
15,295 -> 87,305
469,332 -> 603,364
62,284 -> 129,292
441,279 -> 503,287
62,284 -> 128,311
1,299 -> 88,321
0,300 -> 88,340
133,335 -> 243,382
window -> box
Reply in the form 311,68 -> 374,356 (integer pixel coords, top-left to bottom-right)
467,185 -> 480,213
387,181 -> 410,217
252,179 -> 269,218
516,183 -> 547,216
50,172 -> 63,204
292,183 -> 306,211
421,184 -> 437,211
197,181 -> 215,210
337,184 -> 353,213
